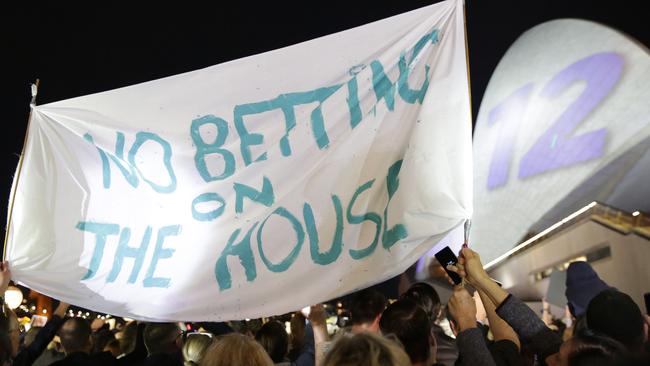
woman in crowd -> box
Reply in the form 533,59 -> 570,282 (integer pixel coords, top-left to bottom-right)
322,332 -> 411,366
182,333 -> 213,366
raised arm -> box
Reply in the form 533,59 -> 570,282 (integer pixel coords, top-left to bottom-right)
448,248 -> 562,362
476,287 -> 520,350
448,286 -> 496,366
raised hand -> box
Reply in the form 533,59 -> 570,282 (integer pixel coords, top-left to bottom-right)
446,248 -> 489,287
447,286 -> 477,332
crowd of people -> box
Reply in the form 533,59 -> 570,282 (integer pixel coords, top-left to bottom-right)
1,246 -> 648,366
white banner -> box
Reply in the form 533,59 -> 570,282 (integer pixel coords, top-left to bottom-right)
6,0 -> 472,321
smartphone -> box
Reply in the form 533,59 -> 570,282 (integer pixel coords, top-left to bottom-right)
434,246 -> 463,285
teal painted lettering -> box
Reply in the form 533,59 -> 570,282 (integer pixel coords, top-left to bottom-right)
398,30 -> 439,104
304,195 -> 344,265
346,77 -> 362,129
107,226 -> 152,284
84,133 -> 138,189
191,192 -> 226,222
382,160 -> 408,249
234,176 -> 275,214
143,225 -> 180,288
191,115 -> 236,182
127,132 -> 176,193
347,180 -> 382,260
371,60 -> 397,111
215,223 -> 258,291
257,207 -> 304,273
234,86 -> 342,165
75,221 -> 120,280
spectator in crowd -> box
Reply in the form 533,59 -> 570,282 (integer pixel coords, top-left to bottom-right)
379,299 -> 439,366
118,321 -> 138,356
256,320 -> 290,365
401,282 -> 458,366
586,288 -> 650,364
288,312 -> 306,361
565,261 -> 610,319
142,323 -> 184,366
91,328 -> 117,356
50,317 -> 114,365
350,289 -> 387,334
104,339 -> 121,358
116,321 -> 147,364
182,332 -> 213,366
322,332 -> 411,366
1,261 -> 70,366
201,332 -> 274,366
446,247 -> 631,366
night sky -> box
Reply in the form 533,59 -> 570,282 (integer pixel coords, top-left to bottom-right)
3,0 -> 649,241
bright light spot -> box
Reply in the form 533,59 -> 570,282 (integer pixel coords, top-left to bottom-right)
42,309 -> 47,314
632,211 -> 640,217
4,286 -> 23,310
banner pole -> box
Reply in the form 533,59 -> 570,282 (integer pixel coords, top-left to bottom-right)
3,79 -> 39,261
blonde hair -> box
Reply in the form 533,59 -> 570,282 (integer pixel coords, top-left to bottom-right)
182,333 -> 213,366
200,333 -> 273,366
323,332 -> 411,366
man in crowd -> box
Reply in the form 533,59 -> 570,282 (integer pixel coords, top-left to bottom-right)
349,289 -> 387,334
50,318 -> 114,366
142,323 -> 183,366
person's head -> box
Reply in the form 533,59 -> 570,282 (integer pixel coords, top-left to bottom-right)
182,333 -> 213,366
255,321 -> 288,363
546,330 -> 628,366
91,329 -> 116,355
0,306 -> 20,361
144,323 -> 182,355
351,289 -> 388,332
586,289 -> 647,352
565,261 -> 609,318
379,299 -> 432,365
105,339 -> 121,358
400,282 -> 442,322
119,320 -> 138,355
200,333 -> 273,366
59,317 -> 92,354
323,332 -> 411,366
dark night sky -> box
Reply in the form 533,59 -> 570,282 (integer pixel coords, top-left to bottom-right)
2,0 -> 649,237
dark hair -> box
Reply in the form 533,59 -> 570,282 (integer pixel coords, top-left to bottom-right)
255,321 -> 289,363
91,329 -> 116,355
59,318 -> 92,353
586,289 -> 645,351
400,282 -> 441,322
568,330 -> 629,366
144,323 -> 180,355
351,289 -> 388,326
379,299 -> 431,364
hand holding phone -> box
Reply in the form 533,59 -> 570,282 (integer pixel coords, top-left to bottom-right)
435,246 -> 463,285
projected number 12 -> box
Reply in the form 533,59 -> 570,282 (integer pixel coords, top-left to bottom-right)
486,52 -> 623,190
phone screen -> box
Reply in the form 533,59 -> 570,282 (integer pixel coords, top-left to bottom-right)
434,246 -> 463,285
